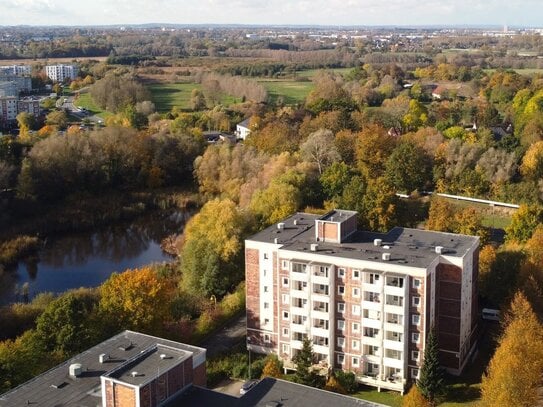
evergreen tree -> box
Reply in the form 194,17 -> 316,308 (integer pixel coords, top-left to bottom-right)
417,329 -> 444,406
293,337 -> 319,386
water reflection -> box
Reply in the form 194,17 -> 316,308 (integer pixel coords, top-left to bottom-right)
0,210 -> 190,305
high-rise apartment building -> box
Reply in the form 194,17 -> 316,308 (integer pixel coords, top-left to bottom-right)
245,210 -> 479,392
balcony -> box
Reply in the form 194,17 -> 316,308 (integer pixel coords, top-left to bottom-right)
312,336 -> 329,347
313,301 -> 329,313
385,295 -> 403,307
313,319 -> 329,330
357,374 -> 405,392
313,284 -> 329,296
312,266 -> 329,278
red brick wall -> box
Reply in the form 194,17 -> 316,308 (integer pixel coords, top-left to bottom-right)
193,362 -> 207,387
113,382 -> 136,407
436,263 -> 462,370
409,276 -> 425,368
105,380 -> 114,406
246,248 -> 260,331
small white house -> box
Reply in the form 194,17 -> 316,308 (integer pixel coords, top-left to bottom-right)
236,118 -> 251,140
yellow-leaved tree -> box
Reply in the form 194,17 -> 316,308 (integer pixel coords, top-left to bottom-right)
402,385 -> 431,407
99,266 -> 171,333
480,291 -> 543,407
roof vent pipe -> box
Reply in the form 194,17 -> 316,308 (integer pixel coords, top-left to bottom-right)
382,252 -> 391,261
277,223 -> 285,230
310,244 -> 319,252
435,246 -> 444,254
374,239 -> 382,247
69,363 -> 82,378
99,354 -> 108,363
274,238 -> 279,244
294,220 -> 298,226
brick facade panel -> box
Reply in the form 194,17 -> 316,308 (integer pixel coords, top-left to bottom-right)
246,248 -> 260,330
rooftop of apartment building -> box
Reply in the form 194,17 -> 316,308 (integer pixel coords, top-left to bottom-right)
0,331 -> 206,407
247,210 -> 478,268
169,377 -> 384,407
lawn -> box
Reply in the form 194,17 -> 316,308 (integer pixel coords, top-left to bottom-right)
295,67 -> 354,79
443,198 -> 513,230
149,82 -> 241,112
257,79 -> 314,105
74,92 -> 111,119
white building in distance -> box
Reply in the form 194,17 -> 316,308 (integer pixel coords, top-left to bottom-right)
46,64 -> 79,82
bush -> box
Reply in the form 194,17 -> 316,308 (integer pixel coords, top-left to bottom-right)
0,236 -> 40,267
335,370 -> 358,393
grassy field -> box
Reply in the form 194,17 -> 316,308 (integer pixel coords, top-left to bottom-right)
296,67 -> 353,79
74,92 -> 111,119
257,79 -> 314,104
149,82 -> 241,112
483,68 -> 543,76
443,198 -> 513,230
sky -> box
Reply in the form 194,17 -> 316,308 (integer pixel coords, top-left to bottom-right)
0,0 -> 542,27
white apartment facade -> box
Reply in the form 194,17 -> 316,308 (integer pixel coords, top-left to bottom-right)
45,64 -> 79,82
0,65 -> 31,76
246,210 -> 479,393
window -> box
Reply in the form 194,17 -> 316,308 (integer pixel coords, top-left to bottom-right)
352,340 -> 360,350
337,320 -> 345,330
352,322 -> 360,333
337,337 -> 345,347
282,311 -> 289,320
412,333 -> 420,343
338,268 -> 346,278
264,334 -> 270,343
411,350 -> 420,361
411,368 -> 420,379
282,260 -> 288,269
282,344 -> 290,354
353,269 -> 360,280
412,296 -> 421,307
352,287 -> 360,298
264,318 -> 270,325
412,314 -> 421,326
369,273 -> 380,284
352,357 -> 360,367
337,285 -> 345,295
337,302 -> 345,313
412,278 -> 421,289
282,277 -> 289,287
352,305 -> 361,316
264,253 -> 269,260
264,302 -> 269,309
282,328 -> 289,337
337,354 -> 345,364
282,294 -> 289,304
263,269 -> 267,277
264,286 -> 268,293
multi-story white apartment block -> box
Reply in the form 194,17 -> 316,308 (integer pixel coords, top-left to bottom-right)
45,64 -> 79,82
17,97 -> 41,117
0,96 -> 18,123
245,210 -> 479,393
0,76 -> 32,94
0,65 -> 31,76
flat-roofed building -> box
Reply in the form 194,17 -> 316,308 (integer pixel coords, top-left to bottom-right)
46,64 -> 79,82
245,210 -> 479,393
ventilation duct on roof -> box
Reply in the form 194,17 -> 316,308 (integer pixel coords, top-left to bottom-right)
374,239 -> 382,247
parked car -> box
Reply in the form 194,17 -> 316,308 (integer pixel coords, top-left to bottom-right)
239,379 -> 259,395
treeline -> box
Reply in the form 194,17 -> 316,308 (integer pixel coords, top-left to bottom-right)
195,72 -> 268,103
224,48 -> 358,67
17,127 -> 205,202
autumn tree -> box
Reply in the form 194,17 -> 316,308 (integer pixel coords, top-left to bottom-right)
45,110 -> 68,130
181,199 -> 248,297
520,140 -> 543,180
300,129 -> 340,174
385,141 -> 432,193
324,370 -> 347,394
505,204 -> 543,243
426,198 -> 456,232
362,176 -> 399,232
418,329 -> 444,406
481,292 -> 543,407
402,385 -> 431,407
190,89 -> 206,111
355,124 -> 397,178
478,245 -> 497,303
261,354 -> 283,379
99,267 -> 171,333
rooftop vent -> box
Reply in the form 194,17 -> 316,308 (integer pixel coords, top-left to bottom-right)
330,216 -> 334,222
131,371 -> 139,378
160,354 -> 169,360
374,239 -> 382,247
69,363 -> 82,378
382,252 -> 391,261
99,353 -> 108,363
274,238 -> 279,244
294,219 -> 298,226
310,243 -> 319,252
383,245 -> 391,250
50,381 -> 68,389
435,246 -> 445,254
277,223 -> 285,230
119,341 -> 133,351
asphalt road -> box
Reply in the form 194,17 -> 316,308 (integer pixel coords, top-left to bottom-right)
201,313 -> 246,357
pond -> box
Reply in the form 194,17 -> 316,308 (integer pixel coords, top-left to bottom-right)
0,210 -> 190,305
